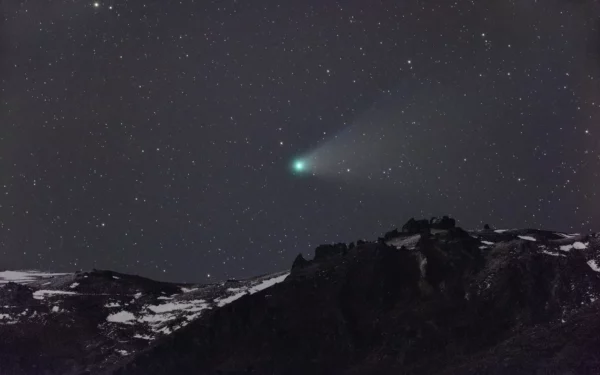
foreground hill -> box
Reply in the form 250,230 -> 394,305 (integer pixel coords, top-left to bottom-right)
2,218 -> 600,374
0,268 -> 288,374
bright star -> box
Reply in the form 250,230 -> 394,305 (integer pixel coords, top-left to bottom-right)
93,2 -> 100,8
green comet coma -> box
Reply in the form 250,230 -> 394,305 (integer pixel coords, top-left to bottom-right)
293,159 -> 306,172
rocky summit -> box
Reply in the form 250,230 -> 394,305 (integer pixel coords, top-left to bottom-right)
3,218 -> 600,374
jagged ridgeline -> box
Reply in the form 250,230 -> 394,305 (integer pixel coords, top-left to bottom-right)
2,217 -> 600,375
116,217 -> 600,375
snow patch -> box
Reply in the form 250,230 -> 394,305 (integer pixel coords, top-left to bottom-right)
587,260 -> 600,273
419,257 -> 428,278
69,282 -> 79,289
0,271 -> 69,284
215,273 -> 289,307
494,229 -> 508,233
33,290 -> 78,300
481,241 -> 495,245
51,306 -> 60,312
134,292 -> 142,299
155,326 -> 172,335
138,314 -> 173,323
542,250 -> 565,257
181,287 -> 198,293
556,232 -> 580,239
106,311 -> 136,324
185,312 -> 202,321
105,302 -> 121,308
518,235 -> 536,242
247,273 -> 289,294
560,242 -> 588,252
387,234 -> 420,250
216,292 -> 246,307
147,300 -> 208,314
137,298 -> 210,335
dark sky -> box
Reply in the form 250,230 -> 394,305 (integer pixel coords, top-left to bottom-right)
1,0 -> 599,282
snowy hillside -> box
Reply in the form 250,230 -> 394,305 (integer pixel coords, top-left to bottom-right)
0,268 -> 288,374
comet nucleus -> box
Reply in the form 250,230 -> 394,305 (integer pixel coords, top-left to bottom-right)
292,159 -> 306,173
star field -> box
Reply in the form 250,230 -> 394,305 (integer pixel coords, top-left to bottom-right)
1,0 -> 599,282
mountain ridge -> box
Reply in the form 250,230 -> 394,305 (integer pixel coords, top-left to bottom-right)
2,218 -> 600,374
112,221 -> 600,375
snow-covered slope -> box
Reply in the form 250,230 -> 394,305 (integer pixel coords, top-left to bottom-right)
0,270 -> 69,284
0,268 -> 288,374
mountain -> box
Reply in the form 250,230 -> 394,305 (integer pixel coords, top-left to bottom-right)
0,268 -> 289,374
2,217 -> 600,374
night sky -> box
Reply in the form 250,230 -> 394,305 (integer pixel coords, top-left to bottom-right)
1,0 -> 599,282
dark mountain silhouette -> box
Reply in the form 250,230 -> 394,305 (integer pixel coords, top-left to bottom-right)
2,217 -> 600,374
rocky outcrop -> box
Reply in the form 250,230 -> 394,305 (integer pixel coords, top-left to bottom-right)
430,215 -> 456,230
291,253 -> 309,270
402,217 -> 431,234
313,243 -> 348,261
0,282 -> 33,304
114,225 -> 600,375
401,216 -> 456,235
